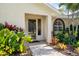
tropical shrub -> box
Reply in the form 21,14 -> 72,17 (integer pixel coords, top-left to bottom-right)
63,32 -> 71,44
51,36 -> 59,45
72,40 -> 79,48
56,32 -> 70,44
56,32 -> 77,45
5,22 -> 23,32
5,22 -> 16,30
55,25 -> 79,54
0,28 -> 32,56
69,32 -> 78,47
56,32 -> 64,43
74,47 -> 79,54
73,31 -> 77,37
0,23 -> 4,31
56,43 -> 67,50
64,32 -> 76,45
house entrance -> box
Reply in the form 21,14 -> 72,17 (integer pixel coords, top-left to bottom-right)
28,19 -> 36,40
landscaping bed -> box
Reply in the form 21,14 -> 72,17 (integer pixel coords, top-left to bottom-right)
51,45 -> 78,56
50,30 -> 79,56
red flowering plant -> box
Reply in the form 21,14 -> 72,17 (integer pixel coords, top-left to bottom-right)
5,22 -> 16,30
5,22 -> 23,32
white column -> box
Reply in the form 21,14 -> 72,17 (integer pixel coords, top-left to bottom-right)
46,15 -> 52,44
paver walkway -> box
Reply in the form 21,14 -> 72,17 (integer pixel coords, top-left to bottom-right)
29,41 -> 66,56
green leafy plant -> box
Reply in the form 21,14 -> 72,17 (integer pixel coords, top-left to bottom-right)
63,33 -> 71,44
56,32 -> 77,45
56,32 -> 64,43
57,43 -> 67,50
72,40 -> 79,48
0,28 -> 32,56
73,31 -> 77,37
0,23 -> 4,31
22,35 -> 33,43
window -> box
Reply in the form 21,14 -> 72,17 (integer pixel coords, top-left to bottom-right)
28,19 -> 36,32
28,19 -> 36,39
53,18 -> 65,35
38,19 -> 41,35
54,20 -> 63,31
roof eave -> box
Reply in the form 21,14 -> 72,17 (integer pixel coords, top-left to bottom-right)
44,3 -> 62,15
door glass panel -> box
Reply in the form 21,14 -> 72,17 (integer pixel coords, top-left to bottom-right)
38,19 -> 41,35
28,19 -> 36,39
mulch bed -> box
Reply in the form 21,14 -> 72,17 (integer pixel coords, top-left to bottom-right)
50,45 -> 79,56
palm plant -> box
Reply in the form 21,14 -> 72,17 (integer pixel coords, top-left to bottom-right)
59,3 -> 72,19
59,3 -> 79,33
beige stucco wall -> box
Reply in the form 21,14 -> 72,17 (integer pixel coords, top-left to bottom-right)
0,3 -> 60,30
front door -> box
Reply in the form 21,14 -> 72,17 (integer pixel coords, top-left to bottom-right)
28,19 -> 36,40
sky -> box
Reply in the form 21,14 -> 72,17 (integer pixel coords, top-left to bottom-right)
50,3 -> 60,9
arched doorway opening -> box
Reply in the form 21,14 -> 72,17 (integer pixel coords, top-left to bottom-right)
53,18 -> 65,35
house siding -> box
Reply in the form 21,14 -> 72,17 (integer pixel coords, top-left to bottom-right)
0,3 -> 59,30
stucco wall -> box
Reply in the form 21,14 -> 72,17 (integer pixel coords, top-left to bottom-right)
0,3 -> 59,31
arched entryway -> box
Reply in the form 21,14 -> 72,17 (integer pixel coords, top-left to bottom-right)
53,18 -> 65,35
